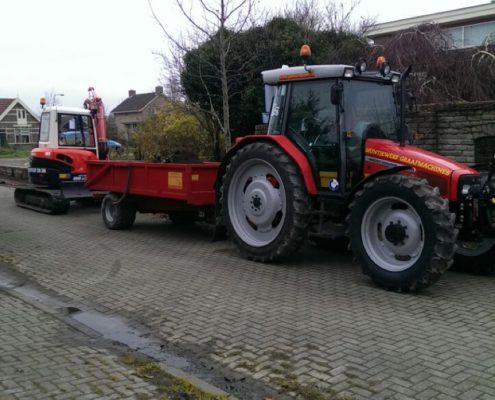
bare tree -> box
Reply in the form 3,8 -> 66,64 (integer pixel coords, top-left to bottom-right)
284,0 -> 372,38
324,0 -> 369,34
284,0 -> 324,42
150,0 -> 256,155
374,23 -> 495,103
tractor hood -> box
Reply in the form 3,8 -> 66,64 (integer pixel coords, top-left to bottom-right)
364,139 -> 479,200
364,139 -> 477,177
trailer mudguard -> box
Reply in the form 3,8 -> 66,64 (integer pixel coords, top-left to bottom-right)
215,135 -> 318,198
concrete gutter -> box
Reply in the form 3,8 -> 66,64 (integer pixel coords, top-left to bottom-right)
0,158 -> 28,182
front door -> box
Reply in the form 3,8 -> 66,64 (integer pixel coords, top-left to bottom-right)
285,80 -> 340,191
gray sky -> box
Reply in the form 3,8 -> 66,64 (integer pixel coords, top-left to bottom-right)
0,0 -> 488,115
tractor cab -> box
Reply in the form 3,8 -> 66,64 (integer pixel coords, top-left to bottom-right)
262,57 -> 402,192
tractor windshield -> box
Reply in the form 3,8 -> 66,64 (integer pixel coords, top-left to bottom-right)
343,81 -> 399,142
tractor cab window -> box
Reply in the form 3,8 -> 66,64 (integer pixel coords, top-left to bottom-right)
58,114 -> 95,148
343,81 -> 398,145
267,84 -> 288,134
343,81 -> 399,183
285,80 -> 339,189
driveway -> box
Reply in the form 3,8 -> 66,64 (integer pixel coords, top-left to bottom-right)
0,184 -> 494,399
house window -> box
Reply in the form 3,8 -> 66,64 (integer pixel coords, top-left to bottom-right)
16,109 -> 27,125
13,128 -> 31,144
446,21 -> 495,49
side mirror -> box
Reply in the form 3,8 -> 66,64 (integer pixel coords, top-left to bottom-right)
331,83 -> 342,105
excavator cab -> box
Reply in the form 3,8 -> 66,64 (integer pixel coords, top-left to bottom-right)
14,88 -> 108,214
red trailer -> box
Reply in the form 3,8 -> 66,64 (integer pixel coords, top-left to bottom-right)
86,160 -> 220,228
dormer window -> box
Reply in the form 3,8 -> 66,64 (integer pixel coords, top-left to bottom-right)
16,109 -> 27,125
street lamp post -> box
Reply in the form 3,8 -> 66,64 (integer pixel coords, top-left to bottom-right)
54,93 -> 64,105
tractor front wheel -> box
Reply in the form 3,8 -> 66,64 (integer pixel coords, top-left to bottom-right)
348,175 -> 457,291
221,142 -> 311,261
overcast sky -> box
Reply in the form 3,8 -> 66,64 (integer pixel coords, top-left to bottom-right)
0,0 -> 489,115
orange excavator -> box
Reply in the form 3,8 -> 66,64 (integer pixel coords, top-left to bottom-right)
14,87 -> 108,214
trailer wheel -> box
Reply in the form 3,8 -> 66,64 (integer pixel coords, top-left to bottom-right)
347,175 -> 457,291
221,142 -> 311,261
454,239 -> 495,274
101,193 -> 136,230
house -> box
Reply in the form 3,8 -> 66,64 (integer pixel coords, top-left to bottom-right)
111,86 -> 168,140
0,98 -> 40,148
367,3 -> 495,48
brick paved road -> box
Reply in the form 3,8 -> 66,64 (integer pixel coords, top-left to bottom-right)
0,292 -> 159,400
1,184 -> 494,400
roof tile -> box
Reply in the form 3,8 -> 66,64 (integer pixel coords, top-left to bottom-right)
111,92 -> 158,113
0,98 -> 15,116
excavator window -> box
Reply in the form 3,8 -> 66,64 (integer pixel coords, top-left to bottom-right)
58,114 -> 95,148
39,113 -> 50,142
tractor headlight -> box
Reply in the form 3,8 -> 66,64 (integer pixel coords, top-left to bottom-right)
355,58 -> 367,73
457,174 -> 481,199
344,67 -> 354,78
391,73 -> 400,83
380,62 -> 391,76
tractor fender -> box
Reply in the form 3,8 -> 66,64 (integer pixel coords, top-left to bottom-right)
347,165 -> 412,204
214,135 -> 318,218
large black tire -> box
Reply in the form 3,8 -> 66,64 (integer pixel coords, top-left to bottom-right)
347,175 -> 457,291
221,142 -> 311,261
101,193 -> 136,230
454,240 -> 495,275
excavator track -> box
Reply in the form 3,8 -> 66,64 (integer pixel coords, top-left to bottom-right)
14,187 -> 71,215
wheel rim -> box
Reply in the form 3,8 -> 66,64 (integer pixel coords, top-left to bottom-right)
457,238 -> 495,257
361,196 -> 424,272
227,158 -> 286,247
104,199 -> 116,223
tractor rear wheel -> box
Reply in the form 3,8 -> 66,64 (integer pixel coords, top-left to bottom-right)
221,142 -> 311,261
347,175 -> 457,291
101,193 -> 136,230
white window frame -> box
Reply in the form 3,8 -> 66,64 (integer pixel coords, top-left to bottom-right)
446,21 -> 495,49
16,109 -> 27,125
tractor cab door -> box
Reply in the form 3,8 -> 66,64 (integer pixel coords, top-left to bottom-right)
283,80 -> 340,192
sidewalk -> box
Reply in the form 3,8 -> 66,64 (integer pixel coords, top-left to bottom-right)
0,291 -> 160,400
0,260 -> 235,400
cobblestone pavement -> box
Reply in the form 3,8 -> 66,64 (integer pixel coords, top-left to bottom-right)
1,184 -> 495,400
0,292 -> 159,400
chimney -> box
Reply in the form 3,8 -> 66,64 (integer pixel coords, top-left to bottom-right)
128,89 -> 136,97
155,86 -> 163,96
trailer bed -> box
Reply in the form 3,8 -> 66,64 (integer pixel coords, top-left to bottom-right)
86,160 -> 220,206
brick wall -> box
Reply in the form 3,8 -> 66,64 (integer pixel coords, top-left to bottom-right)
408,101 -> 495,165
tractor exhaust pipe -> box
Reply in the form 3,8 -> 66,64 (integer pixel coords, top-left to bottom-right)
400,65 -> 412,147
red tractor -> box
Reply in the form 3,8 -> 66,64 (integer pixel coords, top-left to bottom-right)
85,47 -> 494,291
215,49 -> 495,291
14,88 -> 108,214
